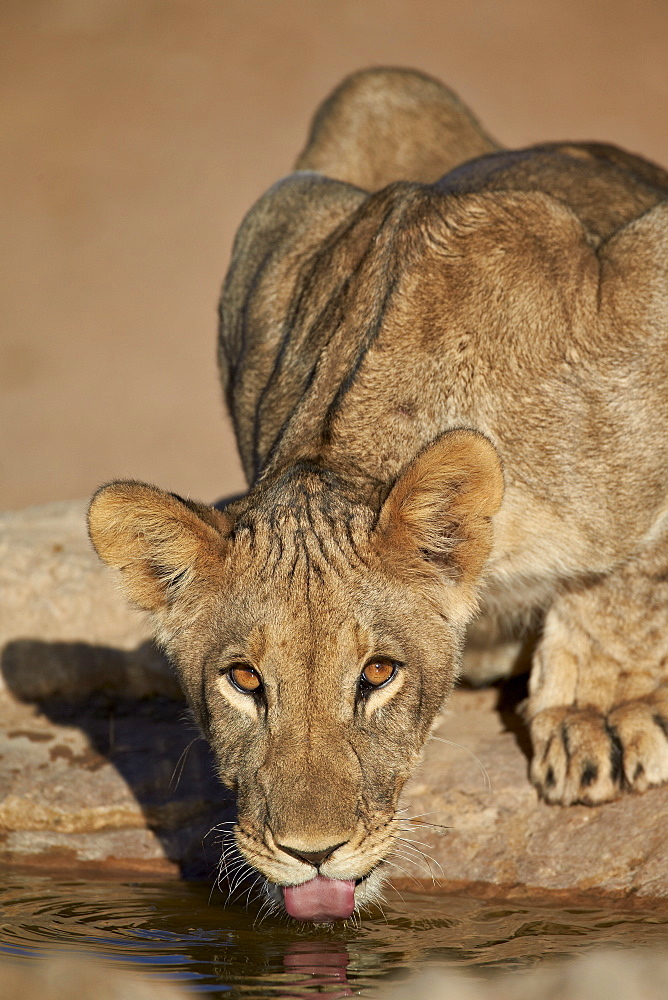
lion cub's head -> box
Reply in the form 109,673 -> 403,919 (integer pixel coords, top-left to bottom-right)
88,430 -> 502,921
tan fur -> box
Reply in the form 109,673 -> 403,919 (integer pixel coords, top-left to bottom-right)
294,66 -> 498,189
89,68 -> 668,915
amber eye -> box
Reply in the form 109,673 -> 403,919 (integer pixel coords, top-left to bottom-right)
360,658 -> 397,693
228,664 -> 263,694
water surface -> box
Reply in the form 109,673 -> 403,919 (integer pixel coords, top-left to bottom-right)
1,874 -> 667,997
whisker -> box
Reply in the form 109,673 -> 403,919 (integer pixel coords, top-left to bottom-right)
395,841 -> 436,865
202,819 -> 237,847
397,835 -> 445,862
397,810 -> 442,820
385,881 -> 408,908
388,850 -> 432,881
228,865 -> 253,899
219,855 -> 246,872
254,895 -> 279,928
218,855 -> 246,878
400,820 -> 452,832
397,811 -> 453,831
397,843 -> 444,880
384,857 -> 423,887
243,873 -> 264,909
216,842 -> 256,903
429,735 -> 492,793
248,880 -> 269,908
219,864 -> 249,888
392,845 -> 438,881
169,737 -> 202,791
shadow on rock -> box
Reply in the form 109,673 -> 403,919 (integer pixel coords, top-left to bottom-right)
1,638 -> 236,879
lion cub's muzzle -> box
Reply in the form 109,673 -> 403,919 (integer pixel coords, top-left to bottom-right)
235,817 -> 393,922
233,740 -> 398,921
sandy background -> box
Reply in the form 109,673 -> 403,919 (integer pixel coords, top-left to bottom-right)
2,0 -> 667,512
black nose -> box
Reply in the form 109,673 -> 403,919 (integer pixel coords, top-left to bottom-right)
278,842 -> 346,867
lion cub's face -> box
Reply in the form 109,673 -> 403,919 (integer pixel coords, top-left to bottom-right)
88,431 -> 502,919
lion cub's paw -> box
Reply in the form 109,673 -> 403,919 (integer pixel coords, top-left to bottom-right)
529,694 -> 668,805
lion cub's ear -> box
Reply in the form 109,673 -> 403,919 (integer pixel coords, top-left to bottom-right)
375,430 -> 503,583
88,481 -> 231,612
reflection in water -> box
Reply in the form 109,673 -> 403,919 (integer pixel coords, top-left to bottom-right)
281,942 -> 353,998
1,874 -> 668,998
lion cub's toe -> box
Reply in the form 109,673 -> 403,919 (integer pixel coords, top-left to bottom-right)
530,707 -> 622,805
529,693 -> 668,805
607,695 -> 668,794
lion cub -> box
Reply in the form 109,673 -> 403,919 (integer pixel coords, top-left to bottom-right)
89,68 -> 668,922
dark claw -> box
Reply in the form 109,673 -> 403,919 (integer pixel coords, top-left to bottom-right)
581,761 -> 598,787
605,721 -> 625,787
560,722 -> 572,765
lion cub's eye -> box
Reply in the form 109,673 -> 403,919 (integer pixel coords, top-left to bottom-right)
359,658 -> 398,694
228,663 -> 263,695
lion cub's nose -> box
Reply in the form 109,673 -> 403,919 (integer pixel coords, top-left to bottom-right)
278,842 -> 346,867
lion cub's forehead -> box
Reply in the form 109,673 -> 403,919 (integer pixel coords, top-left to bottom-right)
225,468 -> 378,585
245,612 -> 371,665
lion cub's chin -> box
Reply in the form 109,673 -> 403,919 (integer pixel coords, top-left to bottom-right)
264,868 -> 387,924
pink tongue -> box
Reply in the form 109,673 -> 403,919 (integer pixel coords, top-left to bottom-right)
283,876 -> 356,922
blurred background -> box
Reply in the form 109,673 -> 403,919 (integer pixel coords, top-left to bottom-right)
2,0 -> 667,511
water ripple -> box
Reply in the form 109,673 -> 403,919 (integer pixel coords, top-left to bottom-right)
0,874 -> 667,997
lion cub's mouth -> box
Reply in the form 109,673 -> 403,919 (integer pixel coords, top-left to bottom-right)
282,876 -> 356,922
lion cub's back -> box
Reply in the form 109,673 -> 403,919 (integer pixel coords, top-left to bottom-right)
435,141 -> 668,238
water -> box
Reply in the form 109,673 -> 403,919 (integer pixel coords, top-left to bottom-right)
1,874 -> 668,997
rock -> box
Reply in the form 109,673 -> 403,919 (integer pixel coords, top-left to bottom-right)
399,686 -> 668,901
0,690 -> 234,876
0,500 -> 232,875
2,498 -> 668,901
384,950 -> 668,1000
0,955 -> 190,1000
0,500 -> 180,699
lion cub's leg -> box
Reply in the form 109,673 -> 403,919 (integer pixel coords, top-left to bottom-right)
462,612 -> 538,686
527,545 -> 668,805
